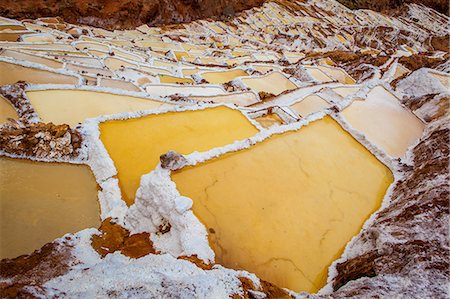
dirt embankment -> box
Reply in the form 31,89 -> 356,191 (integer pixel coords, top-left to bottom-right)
337,0 -> 448,15
0,0 -> 264,30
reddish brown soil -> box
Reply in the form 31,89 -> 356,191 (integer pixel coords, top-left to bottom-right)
0,0 -> 264,30
0,239 -> 74,299
234,276 -> 293,299
91,218 -> 158,258
337,0 -> 449,15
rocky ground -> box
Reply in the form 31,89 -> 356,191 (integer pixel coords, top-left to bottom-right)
0,0 -> 264,30
336,0 -> 448,16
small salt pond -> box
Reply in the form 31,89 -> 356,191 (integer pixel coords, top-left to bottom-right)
188,92 -> 259,107
0,96 -> 18,123
0,60 -> 80,85
290,95 -> 331,117
200,69 -> 249,84
341,86 -> 425,157
99,106 -> 259,205
241,72 -> 297,95
26,89 -> 168,126
172,116 -> 393,293
159,75 -> 194,84
254,112 -> 284,128
0,157 -> 100,259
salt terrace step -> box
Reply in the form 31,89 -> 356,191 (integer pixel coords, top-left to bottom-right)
0,157 -> 100,259
99,106 -> 259,205
171,116 -> 393,292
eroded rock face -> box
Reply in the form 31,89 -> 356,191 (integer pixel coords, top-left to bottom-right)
337,0 -> 449,15
0,239 -> 74,298
0,0 -> 264,30
0,121 -> 82,159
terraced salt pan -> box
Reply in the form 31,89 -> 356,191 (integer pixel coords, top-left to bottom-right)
158,75 -> 194,84
171,116 -> 393,293
26,89 -> 168,127
332,86 -> 361,98
341,86 -> 425,157
188,92 -> 259,107
20,33 -> 56,43
393,64 -> 410,79
74,41 -> 110,52
0,157 -> 100,259
0,30 -> 32,42
0,60 -> 80,85
65,63 -> 113,77
429,71 -> 449,88
104,57 -> 138,70
251,64 -> 281,74
318,66 -> 355,84
145,84 -> 226,97
0,49 -> 63,69
98,78 -> 141,92
254,112 -> 284,128
99,106 -> 259,205
0,42 -> 75,51
0,96 -> 18,123
0,24 -> 26,31
241,72 -> 297,95
200,69 -> 249,84
290,95 -> 331,117
304,66 -> 334,83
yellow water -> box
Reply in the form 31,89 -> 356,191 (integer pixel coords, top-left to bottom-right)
0,61 -> 79,85
254,113 -> 284,128
318,66 -> 355,84
172,116 -> 393,293
201,69 -> 248,84
341,86 -> 425,157
26,89 -> 167,126
252,65 -> 281,74
104,57 -> 137,70
0,157 -> 100,259
304,67 -> 333,83
98,78 -> 141,92
159,75 -> 194,84
99,106 -> 259,205
291,95 -> 331,117
0,49 -> 63,69
21,33 -> 56,43
189,92 -> 259,107
242,72 -> 297,95
0,96 -> 18,123
332,86 -> 360,98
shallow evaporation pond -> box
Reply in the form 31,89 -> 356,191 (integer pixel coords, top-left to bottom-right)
241,72 -> 297,95
0,96 -> 18,123
290,95 -> 331,117
158,75 -> 194,84
341,86 -> 425,157
254,112 -> 284,128
0,61 -> 79,85
171,116 -> 393,293
188,92 -> 259,107
200,69 -> 249,84
0,157 -> 100,259
318,66 -> 355,84
332,86 -> 360,98
304,67 -> 333,83
26,89 -> 170,127
99,106 -> 259,205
